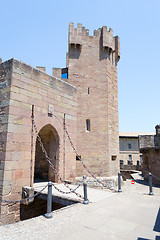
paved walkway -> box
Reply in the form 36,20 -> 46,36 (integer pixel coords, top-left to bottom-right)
1,174 -> 160,240
33,181 -> 113,203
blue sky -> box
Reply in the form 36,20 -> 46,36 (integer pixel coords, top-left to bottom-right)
1,0 -> 160,133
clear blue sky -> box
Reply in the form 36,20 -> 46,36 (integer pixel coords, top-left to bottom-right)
1,0 -> 160,133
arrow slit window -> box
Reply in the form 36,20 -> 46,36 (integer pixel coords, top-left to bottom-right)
86,119 -> 90,132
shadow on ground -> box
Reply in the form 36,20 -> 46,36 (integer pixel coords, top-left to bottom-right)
137,238 -> 151,240
154,208 -> 160,232
137,208 -> 160,240
137,237 -> 160,240
134,179 -> 160,189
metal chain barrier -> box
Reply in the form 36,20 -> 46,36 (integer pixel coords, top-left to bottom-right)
52,183 -> 81,195
65,127 -> 112,189
143,170 -> 160,181
0,184 -> 48,204
33,119 -> 84,201
120,171 -> 130,179
51,113 -> 113,189
149,172 -> 160,181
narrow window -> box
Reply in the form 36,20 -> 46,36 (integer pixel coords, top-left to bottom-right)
129,155 -> 132,161
120,160 -> 124,165
128,143 -> 131,149
112,52 -> 114,64
86,119 -> 90,132
128,155 -> 132,165
88,87 -> 90,94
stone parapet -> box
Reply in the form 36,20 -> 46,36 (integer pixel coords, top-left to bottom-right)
139,135 -> 155,150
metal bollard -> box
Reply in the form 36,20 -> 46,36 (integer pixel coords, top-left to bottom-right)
45,181 -> 53,218
83,176 -> 89,204
118,172 -> 122,192
149,173 -> 154,195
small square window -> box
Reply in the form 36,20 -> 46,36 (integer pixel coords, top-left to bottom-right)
112,155 -> 117,161
120,160 -> 124,165
128,160 -> 133,165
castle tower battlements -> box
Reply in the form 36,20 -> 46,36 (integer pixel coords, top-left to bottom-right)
67,23 -> 120,177
69,23 -> 120,63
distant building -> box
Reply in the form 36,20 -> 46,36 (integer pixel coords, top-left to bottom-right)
119,132 -> 153,168
139,125 -> 160,184
119,132 -> 143,167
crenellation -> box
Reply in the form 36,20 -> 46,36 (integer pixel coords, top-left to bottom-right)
69,23 -> 120,62
115,36 -> 120,61
69,22 -> 74,30
36,66 -> 46,73
102,26 -> 115,52
93,29 -> 101,37
77,23 -> 82,30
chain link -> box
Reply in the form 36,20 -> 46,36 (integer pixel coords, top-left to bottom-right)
0,184 -> 48,204
65,128 -> 112,189
50,113 -> 113,189
33,119 -> 84,200
52,183 -> 81,194
143,170 -> 160,181
151,173 -> 160,181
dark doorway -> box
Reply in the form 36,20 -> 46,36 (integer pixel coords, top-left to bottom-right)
34,124 -> 59,183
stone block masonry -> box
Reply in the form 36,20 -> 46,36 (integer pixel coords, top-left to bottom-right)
66,23 -> 120,177
0,58 -> 77,225
139,125 -> 160,185
0,22 -> 121,225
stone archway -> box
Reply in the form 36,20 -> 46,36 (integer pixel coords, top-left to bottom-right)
34,124 -> 59,183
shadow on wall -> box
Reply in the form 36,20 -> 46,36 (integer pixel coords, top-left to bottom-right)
68,44 -> 81,59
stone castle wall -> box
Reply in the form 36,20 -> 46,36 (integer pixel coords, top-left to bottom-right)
139,126 -> 160,185
67,23 -> 120,177
0,22 -> 121,224
0,58 -> 77,225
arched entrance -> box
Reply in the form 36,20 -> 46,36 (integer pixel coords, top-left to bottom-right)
34,124 -> 59,183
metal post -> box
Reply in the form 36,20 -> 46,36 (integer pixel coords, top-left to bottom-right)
149,172 -> 154,195
45,182 -> 53,218
83,176 -> 89,204
118,172 -> 122,192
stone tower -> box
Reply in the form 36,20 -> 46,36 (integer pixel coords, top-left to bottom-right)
66,23 -> 120,177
